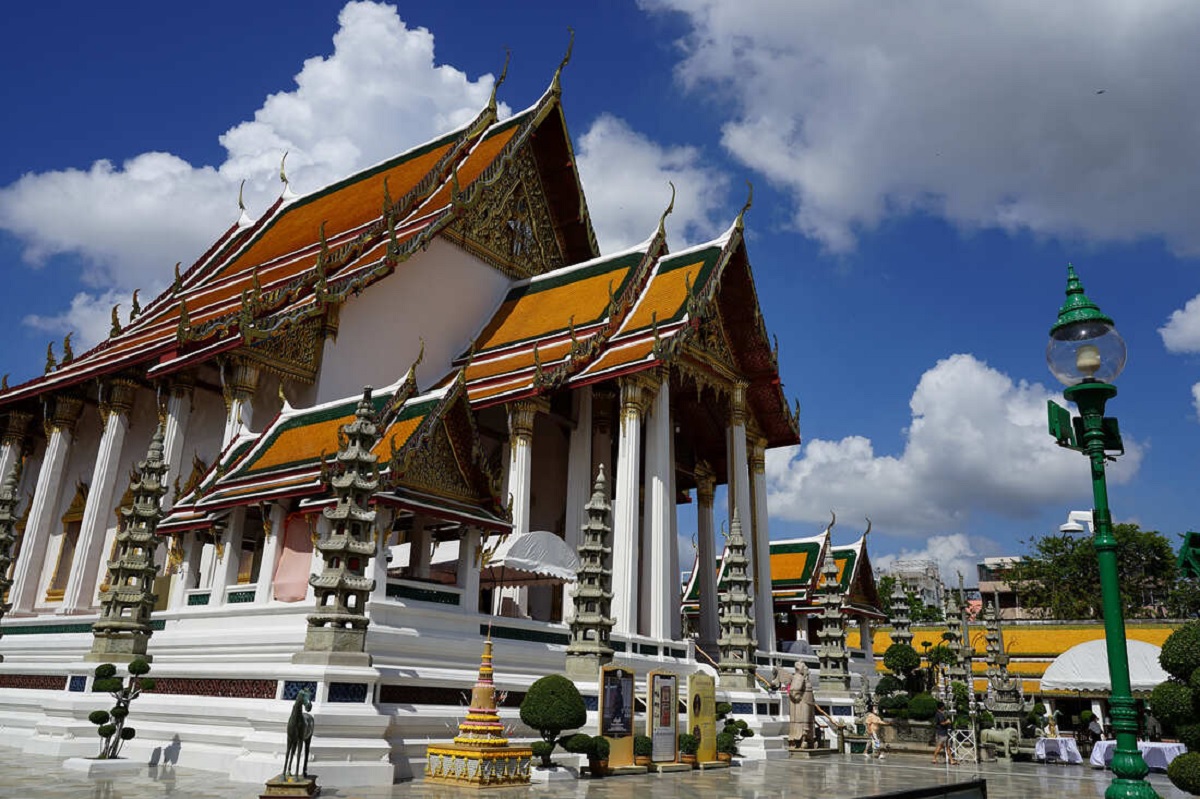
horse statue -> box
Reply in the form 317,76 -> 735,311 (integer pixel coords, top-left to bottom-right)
283,688 -> 315,779
980,726 -> 1020,758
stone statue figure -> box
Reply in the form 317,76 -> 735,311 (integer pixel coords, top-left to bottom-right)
788,662 -> 817,748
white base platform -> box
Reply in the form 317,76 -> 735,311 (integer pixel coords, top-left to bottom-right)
62,757 -> 145,777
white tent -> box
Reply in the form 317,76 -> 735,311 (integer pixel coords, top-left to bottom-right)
1040,639 -> 1168,693
481,530 -> 579,586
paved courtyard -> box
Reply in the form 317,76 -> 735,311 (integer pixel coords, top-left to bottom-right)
0,747 -> 1188,799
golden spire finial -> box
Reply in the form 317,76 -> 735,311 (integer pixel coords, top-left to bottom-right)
130,289 -> 141,319
656,181 -> 676,239
1,374 -> 8,391
110,304 -> 122,337
173,261 -> 182,293
735,180 -> 753,231
488,49 -> 511,114
551,27 -> 575,93
62,333 -> 74,364
45,342 -> 56,374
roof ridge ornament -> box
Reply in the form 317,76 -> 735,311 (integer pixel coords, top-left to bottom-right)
173,262 -> 182,294
130,289 -> 141,319
551,27 -> 575,95
735,181 -> 753,231
488,49 -> 511,116
237,179 -> 254,228
61,333 -> 74,364
110,304 -> 122,337
656,181 -> 676,241
44,342 -> 56,374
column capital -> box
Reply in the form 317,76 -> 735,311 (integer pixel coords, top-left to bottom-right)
618,373 -> 657,422
592,388 -> 615,435
749,437 -> 767,475
99,378 -> 139,424
730,380 -> 750,426
2,410 -> 33,449
45,394 -> 84,438
507,396 -> 550,444
221,357 -> 261,410
695,460 -> 716,507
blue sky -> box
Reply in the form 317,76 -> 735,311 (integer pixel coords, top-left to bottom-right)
4,1 -> 1200,583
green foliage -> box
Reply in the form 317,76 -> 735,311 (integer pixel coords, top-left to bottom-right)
87,660 -> 151,759
883,643 -> 920,676
120,728 -> 136,741
678,732 -> 699,755
110,706 -> 129,720
1151,680 -> 1195,728
928,644 -> 957,667
1168,751 -> 1200,796
1161,622 -> 1200,682
633,735 -> 652,757
1179,723 -> 1200,754
977,711 -> 995,729
530,740 -> 555,766
519,675 -> 587,746
875,674 -> 903,697
950,681 -> 970,720
128,658 -> 151,676
1166,578 -> 1200,619
716,731 -> 737,755
88,710 -> 110,726
1009,524 -> 1179,620
98,724 -> 116,738
907,693 -> 938,721
879,694 -> 910,718
1080,710 -> 1094,724
715,702 -> 733,718
1031,702 -> 1046,716
93,664 -> 117,680
589,735 -> 610,759
93,677 -> 122,693
561,733 -> 593,754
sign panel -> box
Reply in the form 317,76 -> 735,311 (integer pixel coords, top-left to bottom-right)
600,665 -> 635,768
687,672 -> 717,763
647,671 -> 678,763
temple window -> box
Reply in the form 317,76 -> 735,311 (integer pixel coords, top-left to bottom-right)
236,506 -> 266,585
45,481 -> 88,602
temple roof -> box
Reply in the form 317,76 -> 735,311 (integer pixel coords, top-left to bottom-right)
0,77 -> 598,408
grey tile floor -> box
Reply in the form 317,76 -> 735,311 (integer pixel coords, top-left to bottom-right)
0,747 -> 1188,799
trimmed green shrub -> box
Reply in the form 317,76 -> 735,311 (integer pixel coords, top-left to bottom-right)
1167,751 -> 1200,796
715,702 -> 733,718
883,643 -> 921,676
88,659 -> 153,759
908,692 -> 938,721
1080,710 -> 1094,724
1178,723 -> 1200,754
678,732 -> 699,755
530,740 -> 554,766
977,711 -> 995,729
874,675 -> 903,697
1151,680 -> 1195,728
562,733 -> 593,754
1160,622 -> 1200,682
519,674 -> 587,765
590,735 -> 610,759
879,693 -> 910,718
634,735 -> 652,757
716,731 -> 737,755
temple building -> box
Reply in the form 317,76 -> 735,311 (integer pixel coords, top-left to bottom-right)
0,65 -> 828,786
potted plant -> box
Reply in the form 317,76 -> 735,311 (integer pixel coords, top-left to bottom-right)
633,734 -> 653,767
678,732 -> 699,768
588,735 -> 610,777
519,674 -> 587,769
716,731 -> 736,763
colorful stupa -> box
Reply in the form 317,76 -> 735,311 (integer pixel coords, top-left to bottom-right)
424,636 -> 532,787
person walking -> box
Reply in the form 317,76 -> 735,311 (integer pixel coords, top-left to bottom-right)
864,709 -> 890,759
931,701 -> 957,765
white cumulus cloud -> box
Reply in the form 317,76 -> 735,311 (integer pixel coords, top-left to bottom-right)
643,0 -> 1200,255
0,1 -> 504,346
1160,294 -> 1200,354
873,534 -> 991,590
766,353 -> 1142,536
575,114 -> 730,253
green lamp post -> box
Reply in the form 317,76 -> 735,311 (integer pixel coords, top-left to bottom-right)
1046,265 -> 1157,799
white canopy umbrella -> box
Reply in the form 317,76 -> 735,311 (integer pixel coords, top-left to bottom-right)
1040,639 -> 1168,693
481,530 -> 579,587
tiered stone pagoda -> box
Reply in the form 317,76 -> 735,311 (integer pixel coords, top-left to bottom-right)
888,577 -> 913,649
425,636 -> 531,787
716,511 -> 756,690
295,387 -> 378,666
943,589 -> 967,685
565,465 -> 615,680
815,538 -> 850,692
982,601 -> 1024,732
954,577 -> 973,685
983,601 -> 1002,680
87,424 -> 168,662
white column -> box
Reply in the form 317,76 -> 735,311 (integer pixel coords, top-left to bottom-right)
168,531 -> 201,609
644,375 -> 675,641
255,503 -> 287,604
369,506 -> 394,608
211,507 -> 245,605
749,436 -> 776,653
494,398 -> 545,616
667,407 -> 681,641
0,411 -> 32,484
9,395 -> 82,613
60,381 -> 136,614
726,382 -> 755,617
612,376 -> 649,637
222,359 -> 260,446
161,378 -> 194,509
457,527 -> 482,614
561,388 -> 592,621
410,517 -> 431,580
695,462 -> 719,651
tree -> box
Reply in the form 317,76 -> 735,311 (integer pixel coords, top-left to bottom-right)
88,659 -> 154,760
519,674 -> 587,767
1009,524 -> 1178,620
1150,622 -> 1200,794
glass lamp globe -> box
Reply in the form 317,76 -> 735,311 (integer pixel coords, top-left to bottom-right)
1046,318 -> 1126,387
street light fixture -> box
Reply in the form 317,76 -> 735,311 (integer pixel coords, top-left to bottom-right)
1046,265 -> 1157,799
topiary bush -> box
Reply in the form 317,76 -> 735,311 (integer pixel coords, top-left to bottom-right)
874,674 -> 903,697
907,692 -> 938,721
1178,723 -> 1200,754
1160,622 -> 1200,682
590,735 -> 610,760
1168,751 -> 1200,796
561,733 -> 593,755
879,693 -> 910,718
634,735 -> 652,758
1151,680 -> 1195,728
678,732 -> 699,756
530,741 -> 554,766
520,674 -> 587,767
716,731 -> 736,755
88,659 -> 153,760
883,643 -> 921,676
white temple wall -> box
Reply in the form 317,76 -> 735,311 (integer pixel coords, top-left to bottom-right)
249,372 -> 284,433
185,388 -> 228,468
313,239 -> 511,403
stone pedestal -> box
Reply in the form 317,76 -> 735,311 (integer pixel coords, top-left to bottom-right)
63,757 -> 145,777
261,774 -> 319,797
